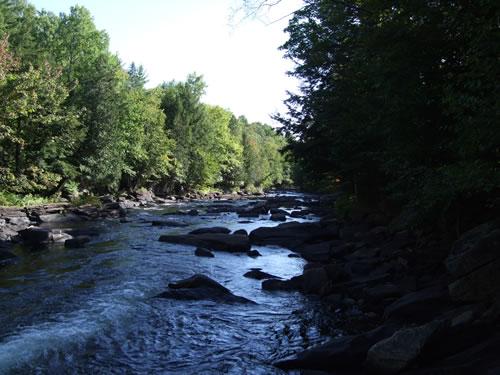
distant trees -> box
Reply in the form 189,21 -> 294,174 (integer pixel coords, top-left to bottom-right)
0,2 -> 291,201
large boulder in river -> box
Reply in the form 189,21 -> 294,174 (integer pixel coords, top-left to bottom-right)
250,222 -> 338,250
156,274 -> 254,304
189,227 -> 231,235
159,233 -> 251,253
19,228 -> 53,247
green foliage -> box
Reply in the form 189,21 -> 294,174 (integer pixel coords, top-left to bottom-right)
0,190 -> 58,206
70,193 -> 101,207
277,0 -> 500,230
0,3 -> 292,200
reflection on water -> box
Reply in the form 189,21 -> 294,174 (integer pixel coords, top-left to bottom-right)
0,197 -> 335,374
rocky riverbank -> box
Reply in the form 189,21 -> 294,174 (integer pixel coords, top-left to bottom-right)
1,191 -> 499,374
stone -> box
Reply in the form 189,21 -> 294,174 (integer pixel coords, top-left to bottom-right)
247,249 -> 261,257
233,229 -> 248,236
275,324 -> 399,372
244,269 -> 279,280
270,213 -> 287,222
19,228 -> 53,246
152,220 -> 189,227
38,213 -> 83,223
366,320 -> 447,374
445,223 -> 500,279
250,222 -> 337,250
189,227 -> 231,235
156,274 -> 254,304
302,267 -> 329,295
384,285 -> 451,323
194,248 -> 215,257
159,233 -> 251,253
262,275 -> 303,291
448,258 -> 500,302
64,235 -> 92,248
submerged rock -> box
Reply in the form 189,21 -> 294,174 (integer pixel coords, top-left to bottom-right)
156,274 -> 254,304
195,247 -> 215,257
244,269 -> 279,280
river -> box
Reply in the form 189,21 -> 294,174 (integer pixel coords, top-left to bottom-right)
0,196 -> 336,374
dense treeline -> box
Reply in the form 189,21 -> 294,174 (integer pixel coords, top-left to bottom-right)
275,0 -> 500,231
0,1 -> 291,203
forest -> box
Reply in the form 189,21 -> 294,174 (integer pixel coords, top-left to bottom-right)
270,0 -> 500,233
0,1 -> 292,205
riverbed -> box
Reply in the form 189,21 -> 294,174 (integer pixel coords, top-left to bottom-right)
0,197 -> 336,374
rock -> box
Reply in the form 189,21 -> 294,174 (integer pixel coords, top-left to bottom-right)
6,216 -> 31,230
156,274 -> 254,304
262,275 -> 303,291
189,227 -> 231,235
250,222 -> 338,250
270,213 -> 287,222
244,269 -> 279,280
195,248 -> 215,257
448,258 -> 500,302
0,250 -> 20,267
275,324 -> 399,372
366,320 -> 447,374
444,223 -> 500,303
445,223 -> 500,279
152,220 -> 189,227
247,249 -> 261,257
135,190 -> 154,202
233,229 -> 248,236
159,233 -> 251,253
62,228 -> 100,237
64,235 -> 92,248
270,208 -> 288,215
38,213 -> 83,223
364,283 -> 403,300
303,267 -> 329,295
188,209 -> 199,216
384,285 -> 451,323
298,241 -> 336,262
19,228 -> 53,247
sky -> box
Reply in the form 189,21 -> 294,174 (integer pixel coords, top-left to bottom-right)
30,0 -> 304,125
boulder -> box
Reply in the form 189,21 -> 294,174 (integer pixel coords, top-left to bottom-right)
250,222 -> 338,250
270,213 -> 287,222
275,324 -> 399,372
159,233 -> 251,253
262,275 -> 303,291
445,223 -> 500,279
156,274 -> 254,304
244,269 -> 279,280
233,229 -> 248,236
366,320 -> 447,374
448,258 -> 500,302
247,249 -> 262,257
384,285 -> 451,323
189,227 -> 231,235
302,267 -> 329,295
38,213 -> 84,223
195,248 -> 215,257
19,228 -> 53,247
64,235 -> 92,248
152,220 -> 189,227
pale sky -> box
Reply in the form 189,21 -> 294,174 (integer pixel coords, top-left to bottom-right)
30,0 -> 303,125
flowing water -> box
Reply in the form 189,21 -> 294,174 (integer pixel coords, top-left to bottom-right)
0,197 -> 336,374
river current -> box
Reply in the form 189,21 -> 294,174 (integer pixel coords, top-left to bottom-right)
0,196 -> 336,374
